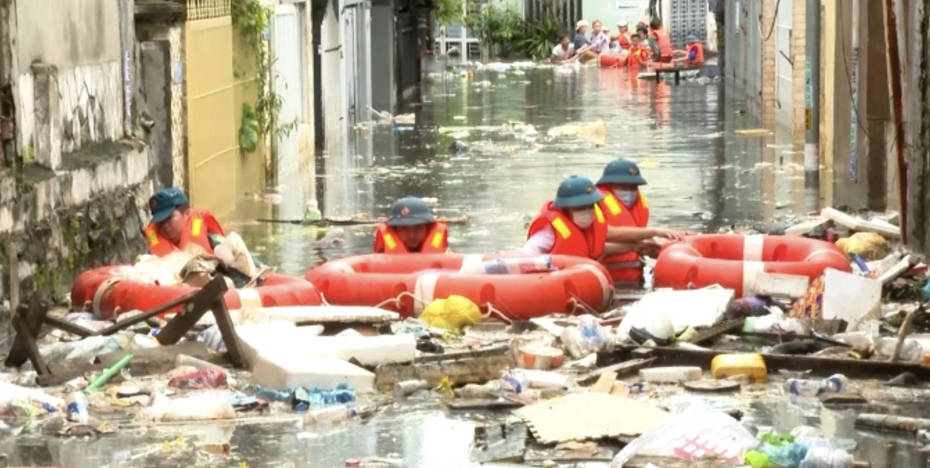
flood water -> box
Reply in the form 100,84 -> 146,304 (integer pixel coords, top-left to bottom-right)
5,65 -> 912,467
232,64 -> 819,276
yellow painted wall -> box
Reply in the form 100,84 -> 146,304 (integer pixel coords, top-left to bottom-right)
232,32 -> 266,197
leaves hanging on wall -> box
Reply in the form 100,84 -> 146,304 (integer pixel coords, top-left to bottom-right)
239,104 -> 260,153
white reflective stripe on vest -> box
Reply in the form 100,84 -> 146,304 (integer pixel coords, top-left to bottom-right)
743,235 -> 764,262
413,273 -> 441,316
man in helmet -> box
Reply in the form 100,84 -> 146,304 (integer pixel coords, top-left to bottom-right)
144,187 -> 226,257
374,197 -> 449,254
523,175 -> 684,259
595,158 -> 656,287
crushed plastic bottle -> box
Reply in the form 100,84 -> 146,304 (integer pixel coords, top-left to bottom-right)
394,380 -> 429,398
67,392 -> 89,424
786,379 -> 826,397
304,404 -> 357,425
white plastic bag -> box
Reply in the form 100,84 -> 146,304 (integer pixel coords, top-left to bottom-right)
560,316 -> 609,359
138,391 -> 236,422
610,404 -> 757,468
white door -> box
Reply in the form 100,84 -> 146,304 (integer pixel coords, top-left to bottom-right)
775,0 -> 793,128
271,3 -> 304,219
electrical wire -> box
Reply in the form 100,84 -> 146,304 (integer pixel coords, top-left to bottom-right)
837,0 -> 873,141
762,0 -> 781,41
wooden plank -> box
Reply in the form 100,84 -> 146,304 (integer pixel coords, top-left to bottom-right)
93,286 -> 205,337
43,315 -> 94,338
156,276 -> 228,345
688,319 -> 744,345
597,346 -> 930,380
575,358 -> 656,386
374,354 -> 515,391
591,372 -> 617,393
11,314 -> 48,375
4,295 -> 49,368
211,289 -> 246,369
444,399 -> 524,411
416,344 -> 511,364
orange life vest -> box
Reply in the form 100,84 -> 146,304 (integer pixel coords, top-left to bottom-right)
374,223 -> 448,254
597,188 -> 651,285
650,28 -> 673,59
627,45 -> 649,67
687,43 -> 705,65
618,32 -> 632,49
527,201 -> 607,260
145,209 -> 224,257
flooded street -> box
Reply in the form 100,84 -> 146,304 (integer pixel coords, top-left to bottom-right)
4,65 -> 919,468
232,64 -> 817,276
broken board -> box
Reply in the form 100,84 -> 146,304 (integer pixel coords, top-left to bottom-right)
512,393 -> 671,444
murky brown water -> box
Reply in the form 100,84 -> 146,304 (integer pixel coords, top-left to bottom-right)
7,65 -> 916,468
230,64 -> 816,276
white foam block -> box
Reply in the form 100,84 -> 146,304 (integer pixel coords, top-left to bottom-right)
251,354 -> 375,391
754,272 -> 810,298
822,268 -> 882,332
239,325 -> 417,367
240,306 -> 401,324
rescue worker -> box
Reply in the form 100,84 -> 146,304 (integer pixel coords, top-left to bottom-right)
144,187 -> 225,257
523,175 -> 685,259
374,197 -> 449,254
616,20 -> 632,50
647,18 -> 673,63
674,34 -> 705,66
595,158 -> 653,288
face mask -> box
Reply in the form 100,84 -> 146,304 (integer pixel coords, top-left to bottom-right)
571,209 -> 595,229
614,189 -> 638,207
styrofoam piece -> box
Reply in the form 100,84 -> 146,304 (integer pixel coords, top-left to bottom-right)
822,268 -> 882,332
639,366 -> 703,383
822,207 -> 902,239
251,354 -> 374,391
239,324 -> 417,367
620,289 -> 734,337
754,272 -> 810,298
784,218 -> 832,236
245,305 -> 400,324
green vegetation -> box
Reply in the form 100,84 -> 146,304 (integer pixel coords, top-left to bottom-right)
434,0 -> 464,26
464,6 -> 562,60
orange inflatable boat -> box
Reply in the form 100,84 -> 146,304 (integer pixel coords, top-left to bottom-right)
71,266 -> 323,320
599,52 -> 626,68
304,254 -> 613,321
653,234 -> 851,297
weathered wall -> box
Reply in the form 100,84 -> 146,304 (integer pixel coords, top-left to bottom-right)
14,0 -> 122,70
906,0 -> 930,253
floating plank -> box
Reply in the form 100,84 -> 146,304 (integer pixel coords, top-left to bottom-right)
688,319 -> 745,345
822,207 -> 902,239
856,414 -> 930,433
374,353 -> 515,390
597,346 -> 930,381
445,399 -> 524,411
575,358 -> 656,386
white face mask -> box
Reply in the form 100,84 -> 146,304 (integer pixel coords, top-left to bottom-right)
614,189 -> 639,207
571,209 -> 595,229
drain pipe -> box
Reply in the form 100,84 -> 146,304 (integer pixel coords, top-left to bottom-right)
804,0 -> 821,175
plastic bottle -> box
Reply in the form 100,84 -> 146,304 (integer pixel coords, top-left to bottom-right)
67,392 -> 89,424
786,378 -> 825,397
799,444 -> 854,468
303,405 -> 357,425
394,380 -> 429,398
763,441 -> 808,467
168,369 -> 228,389
823,374 -> 848,393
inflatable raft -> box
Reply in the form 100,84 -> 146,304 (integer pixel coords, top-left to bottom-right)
71,266 -> 323,320
599,52 -> 626,68
653,234 -> 851,297
305,254 -> 613,321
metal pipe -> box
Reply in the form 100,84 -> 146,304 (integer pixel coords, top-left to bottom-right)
884,0 -> 908,244
804,0 -> 821,174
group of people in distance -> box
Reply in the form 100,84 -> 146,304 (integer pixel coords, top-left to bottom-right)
551,18 -> 705,69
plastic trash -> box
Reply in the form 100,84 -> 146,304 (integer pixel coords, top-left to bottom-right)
610,404 -> 757,467
800,444 -> 854,468
875,337 -> 924,362
39,334 -> 133,362
763,442 -> 808,467
727,297 -> 768,318
561,316 -> 609,359
394,380 -> 429,398
832,332 -> 876,355
786,379 -> 826,397
0,382 -> 64,416
67,392 -> 89,424
420,295 -> 483,332
745,314 -> 809,335
304,404 -> 357,425
138,391 -> 236,422
505,369 -> 573,390
168,369 -> 228,389
670,432 -> 742,463
835,232 -> 888,260
745,450 -> 771,468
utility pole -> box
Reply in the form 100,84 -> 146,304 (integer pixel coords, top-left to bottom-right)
804,0 -> 821,175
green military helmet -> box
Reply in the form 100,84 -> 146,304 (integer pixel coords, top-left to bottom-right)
553,175 -> 604,209
596,158 -> 648,186
386,196 -> 436,227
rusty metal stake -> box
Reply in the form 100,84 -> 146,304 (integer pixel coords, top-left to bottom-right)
884,0 -> 908,244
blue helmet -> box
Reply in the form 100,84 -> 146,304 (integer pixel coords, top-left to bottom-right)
386,197 -> 436,227
149,187 -> 190,223
597,158 -> 648,186
553,175 -> 604,209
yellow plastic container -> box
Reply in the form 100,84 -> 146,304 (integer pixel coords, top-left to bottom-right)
711,353 -> 768,383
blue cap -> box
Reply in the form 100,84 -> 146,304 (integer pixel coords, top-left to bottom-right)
597,158 -> 648,186
149,187 -> 190,223
553,175 -> 604,209
386,197 -> 436,227
685,34 -> 698,43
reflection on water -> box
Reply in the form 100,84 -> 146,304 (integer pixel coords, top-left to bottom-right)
231,66 -> 816,276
